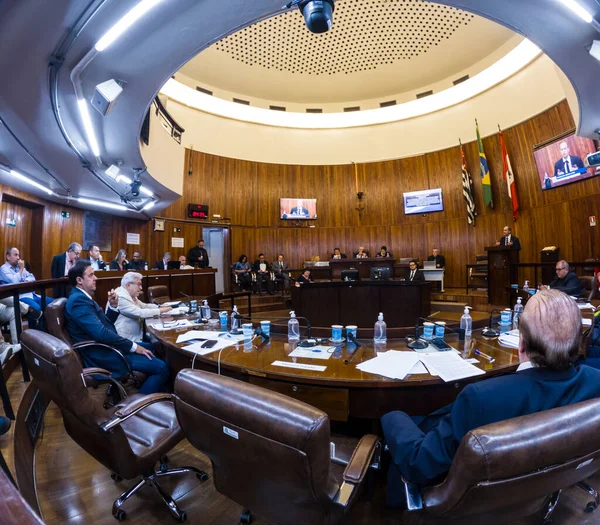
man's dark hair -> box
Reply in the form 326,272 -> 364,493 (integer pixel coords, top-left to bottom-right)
87,245 -> 97,251
258,253 -> 264,258
198,239 -> 205,244
410,259 -> 418,265
69,260 -> 91,286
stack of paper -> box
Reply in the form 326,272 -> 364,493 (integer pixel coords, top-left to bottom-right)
498,328 -> 520,349
419,352 -> 486,382
356,351 -> 420,380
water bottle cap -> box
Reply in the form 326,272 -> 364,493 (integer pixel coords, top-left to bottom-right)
289,310 -> 296,317
378,312 -> 384,321
464,306 -> 472,313
517,297 -> 522,303
233,305 -> 238,311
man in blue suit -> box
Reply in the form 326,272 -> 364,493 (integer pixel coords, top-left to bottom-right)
381,289 -> 600,504
65,261 -> 169,394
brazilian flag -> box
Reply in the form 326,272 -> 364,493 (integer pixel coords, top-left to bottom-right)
476,121 -> 494,209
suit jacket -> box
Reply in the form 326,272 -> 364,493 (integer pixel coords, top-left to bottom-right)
65,287 -> 134,375
127,259 -> 147,271
273,260 -> 290,278
109,260 -> 128,271
290,206 -> 309,217
406,269 -> 426,282
331,253 -> 348,259
426,254 -> 446,268
549,271 -> 582,296
51,253 -> 69,298
382,365 -> 600,487
154,260 -> 169,270
499,235 -> 521,250
252,260 -> 271,273
187,246 -> 209,268
111,286 -> 160,342
554,155 -> 585,176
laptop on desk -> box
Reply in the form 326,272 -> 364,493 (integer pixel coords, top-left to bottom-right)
423,261 -> 437,270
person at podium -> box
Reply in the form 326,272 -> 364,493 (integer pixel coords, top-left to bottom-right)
554,141 -> 584,177
426,248 -> 445,268
494,225 -> 521,250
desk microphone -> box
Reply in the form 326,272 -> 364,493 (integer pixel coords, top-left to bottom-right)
233,313 -> 268,339
482,308 -> 502,339
237,314 -> 315,346
406,317 -> 430,349
346,331 -> 363,348
179,292 -> 194,313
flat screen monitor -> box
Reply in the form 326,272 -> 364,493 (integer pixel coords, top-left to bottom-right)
341,269 -> 360,282
533,133 -> 600,190
370,267 -> 390,281
167,261 -> 181,270
280,198 -> 317,220
403,188 -> 443,215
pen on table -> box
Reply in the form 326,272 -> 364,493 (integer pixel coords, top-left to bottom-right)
474,348 -> 495,363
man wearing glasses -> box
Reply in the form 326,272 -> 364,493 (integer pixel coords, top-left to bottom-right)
541,260 -> 582,296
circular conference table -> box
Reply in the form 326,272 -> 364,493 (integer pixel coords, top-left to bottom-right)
149,318 -> 520,423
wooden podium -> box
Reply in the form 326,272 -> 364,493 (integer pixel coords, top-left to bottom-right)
484,246 -> 520,305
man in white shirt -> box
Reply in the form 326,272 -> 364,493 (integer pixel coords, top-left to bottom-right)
85,245 -> 106,271
178,256 -> 194,270
494,225 -> 521,250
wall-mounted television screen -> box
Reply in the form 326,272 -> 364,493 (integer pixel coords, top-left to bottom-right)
403,188 -> 443,215
280,198 -> 317,220
533,132 -> 600,190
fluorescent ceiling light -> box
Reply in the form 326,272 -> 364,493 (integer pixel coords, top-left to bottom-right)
11,170 -> 54,195
142,201 -> 155,210
116,174 -> 132,184
78,197 -> 128,211
160,39 -> 541,129
139,186 -> 153,197
95,0 -> 163,52
77,99 -> 101,156
557,0 -> 594,23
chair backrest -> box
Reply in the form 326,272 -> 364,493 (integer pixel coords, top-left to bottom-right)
146,285 -> 170,304
174,369 -> 341,525
44,297 -> 72,346
421,397 -> 600,520
20,330 -> 137,476
579,275 -> 597,301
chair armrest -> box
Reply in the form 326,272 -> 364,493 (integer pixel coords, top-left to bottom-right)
99,393 -> 173,432
72,341 -> 133,375
80,368 -> 128,400
402,477 -> 424,511
334,435 -> 380,507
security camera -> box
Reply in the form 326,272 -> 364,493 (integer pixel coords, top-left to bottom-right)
287,0 -> 334,34
91,79 -> 123,116
130,173 -> 142,197
584,151 -> 600,168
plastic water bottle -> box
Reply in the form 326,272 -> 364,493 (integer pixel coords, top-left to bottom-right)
523,280 -> 529,293
460,306 -> 473,337
374,312 -> 387,343
201,300 -> 210,319
288,311 -> 300,342
513,297 -> 524,330
231,305 -> 239,332
144,262 -> 148,271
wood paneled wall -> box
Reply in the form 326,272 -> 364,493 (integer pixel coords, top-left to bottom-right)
161,100 -> 600,288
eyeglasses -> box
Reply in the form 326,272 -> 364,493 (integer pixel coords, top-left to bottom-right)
555,267 -> 567,271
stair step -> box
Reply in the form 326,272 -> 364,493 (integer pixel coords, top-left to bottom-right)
431,301 -> 467,313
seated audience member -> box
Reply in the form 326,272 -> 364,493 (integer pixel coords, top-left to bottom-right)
187,239 -> 209,268
273,254 -> 290,288
354,246 -> 369,258
252,253 -> 274,295
84,245 -> 105,271
331,248 -> 347,259
65,261 -> 169,395
376,246 -> 392,258
426,247 -> 446,268
112,272 -> 171,343
154,252 -> 172,270
1,247 -> 48,327
127,251 -> 148,271
109,249 -> 129,271
233,255 -> 252,290
51,242 -> 82,298
540,260 -> 582,296
381,289 -> 600,502
296,269 -> 313,285
405,260 -> 426,282
178,256 -> 194,270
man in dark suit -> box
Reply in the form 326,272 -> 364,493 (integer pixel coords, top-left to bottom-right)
331,248 -> 347,259
290,199 -> 310,218
187,239 -> 209,268
127,250 -> 148,271
83,245 -> 106,271
154,252 -> 171,270
273,254 -> 290,288
495,225 -> 521,250
554,141 -> 585,176
426,248 -> 445,268
252,253 -> 274,294
543,260 -> 582,296
381,290 -> 600,505
51,242 -> 82,298
64,261 -> 168,395
405,260 -> 426,282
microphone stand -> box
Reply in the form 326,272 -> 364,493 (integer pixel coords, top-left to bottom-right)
482,308 -> 502,338
406,317 -> 429,349
346,331 -> 363,348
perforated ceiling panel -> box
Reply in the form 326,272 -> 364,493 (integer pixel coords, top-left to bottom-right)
214,0 -> 475,76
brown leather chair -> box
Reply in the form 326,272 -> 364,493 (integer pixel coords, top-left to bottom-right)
401,398 -> 600,525
173,369 -> 380,525
147,285 -> 170,305
580,275 -> 598,301
20,330 -> 208,522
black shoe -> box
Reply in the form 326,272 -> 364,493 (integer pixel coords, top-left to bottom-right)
0,416 -> 11,435
28,308 -> 43,321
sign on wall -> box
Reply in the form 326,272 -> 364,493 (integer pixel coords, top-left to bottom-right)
171,237 -> 184,248
126,233 -> 140,245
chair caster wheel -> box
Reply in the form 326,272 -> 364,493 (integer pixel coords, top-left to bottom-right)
197,472 -> 209,481
240,510 -> 253,523
114,509 -> 126,521
585,502 -> 598,513
160,455 -> 170,472
177,511 -> 187,522
110,473 -> 123,482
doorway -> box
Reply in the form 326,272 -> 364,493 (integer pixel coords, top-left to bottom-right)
203,227 -> 226,293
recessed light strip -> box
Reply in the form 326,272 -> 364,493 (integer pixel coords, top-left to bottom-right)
78,197 -> 128,211
557,0 -> 594,23
11,170 -> 54,195
160,39 -> 541,130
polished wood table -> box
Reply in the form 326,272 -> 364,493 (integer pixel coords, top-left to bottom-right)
150,321 -> 519,423
291,279 -> 431,330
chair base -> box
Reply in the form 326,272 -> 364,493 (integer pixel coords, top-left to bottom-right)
112,465 -> 208,522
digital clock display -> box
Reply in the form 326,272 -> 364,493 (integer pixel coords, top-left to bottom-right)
188,203 -> 209,219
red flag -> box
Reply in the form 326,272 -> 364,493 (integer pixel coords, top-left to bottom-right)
499,130 -> 519,220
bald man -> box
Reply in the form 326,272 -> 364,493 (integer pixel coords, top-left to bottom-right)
544,260 -> 582,296
382,289 -> 600,499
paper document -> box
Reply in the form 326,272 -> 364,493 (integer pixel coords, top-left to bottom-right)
163,301 -> 183,307
419,352 -> 485,382
356,351 -> 420,380
147,319 -> 193,331
498,328 -> 520,349
271,361 -> 327,372
288,346 -> 333,360
578,303 -> 595,310
582,318 -> 592,327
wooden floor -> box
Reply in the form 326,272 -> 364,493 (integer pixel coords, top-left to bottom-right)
2,364 -> 600,524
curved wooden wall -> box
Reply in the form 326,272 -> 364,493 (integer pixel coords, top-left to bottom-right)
161,100 -> 599,288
